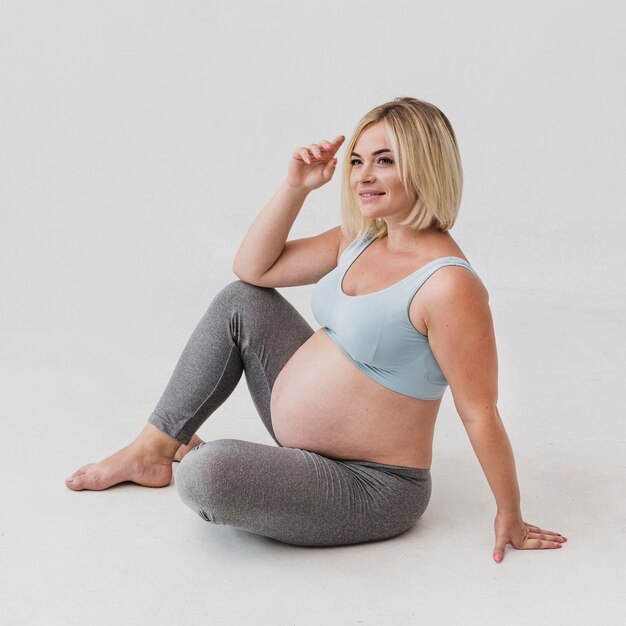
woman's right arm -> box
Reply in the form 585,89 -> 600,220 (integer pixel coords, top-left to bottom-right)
232,135 -> 345,288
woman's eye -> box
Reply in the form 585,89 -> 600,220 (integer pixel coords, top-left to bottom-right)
349,158 -> 394,166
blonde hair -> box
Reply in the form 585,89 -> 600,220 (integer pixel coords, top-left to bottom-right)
340,97 -> 463,242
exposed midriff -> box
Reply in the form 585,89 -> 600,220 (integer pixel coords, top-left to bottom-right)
270,328 -> 440,469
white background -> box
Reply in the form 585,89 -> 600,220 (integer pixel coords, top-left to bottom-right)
1,1 -> 625,625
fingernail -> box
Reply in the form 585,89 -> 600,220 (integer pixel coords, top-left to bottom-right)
66,477 -> 74,483
494,554 -> 502,562
555,543 -> 562,548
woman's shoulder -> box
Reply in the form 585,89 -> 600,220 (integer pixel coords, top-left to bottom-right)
407,241 -> 486,336
423,261 -> 488,309
414,234 -> 487,303
421,232 -> 479,281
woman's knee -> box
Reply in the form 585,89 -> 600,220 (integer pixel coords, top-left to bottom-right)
175,439 -> 243,523
212,280 -> 277,311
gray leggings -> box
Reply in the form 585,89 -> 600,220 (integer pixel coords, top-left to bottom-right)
148,280 -> 432,547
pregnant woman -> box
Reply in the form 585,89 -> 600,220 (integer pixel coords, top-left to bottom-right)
66,97 -> 566,561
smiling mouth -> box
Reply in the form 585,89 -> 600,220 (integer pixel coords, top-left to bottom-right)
359,192 -> 385,197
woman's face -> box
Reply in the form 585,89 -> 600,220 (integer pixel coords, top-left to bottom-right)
349,122 -> 416,223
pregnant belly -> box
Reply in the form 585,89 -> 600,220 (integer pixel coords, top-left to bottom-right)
270,329 -> 439,468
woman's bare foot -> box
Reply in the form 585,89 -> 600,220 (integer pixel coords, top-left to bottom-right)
173,434 -> 204,462
65,424 -> 180,491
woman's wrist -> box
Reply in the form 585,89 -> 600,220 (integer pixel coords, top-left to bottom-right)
496,506 -> 522,517
282,178 -> 312,196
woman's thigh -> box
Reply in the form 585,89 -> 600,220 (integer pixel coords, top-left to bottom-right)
176,438 -> 432,547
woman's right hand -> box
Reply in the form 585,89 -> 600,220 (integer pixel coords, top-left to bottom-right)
286,135 -> 345,192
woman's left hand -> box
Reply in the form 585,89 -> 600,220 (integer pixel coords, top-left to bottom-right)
493,511 -> 567,563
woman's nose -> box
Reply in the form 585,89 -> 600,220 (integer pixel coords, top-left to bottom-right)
358,162 -> 375,183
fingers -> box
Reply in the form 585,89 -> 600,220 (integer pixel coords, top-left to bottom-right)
296,145 -> 323,165
516,522 -> 568,550
295,136 -> 345,165
527,530 -> 566,540
296,147 -> 314,165
524,522 -> 568,542
321,155 -> 338,182
493,544 -> 506,563
309,143 -> 323,159
520,537 -> 565,549
525,522 -> 557,533
494,520 -> 569,563
494,534 -> 564,563
326,135 -> 345,155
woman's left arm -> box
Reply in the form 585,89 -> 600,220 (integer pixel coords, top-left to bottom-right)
423,268 -> 567,563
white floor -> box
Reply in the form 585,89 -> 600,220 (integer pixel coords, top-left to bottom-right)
1,284 -> 625,626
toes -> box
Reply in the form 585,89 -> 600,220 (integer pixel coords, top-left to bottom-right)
66,468 -> 85,488
65,468 -> 102,491
71,464 -> 92,478
66,466 -> 89,488
65,475 -> 84,490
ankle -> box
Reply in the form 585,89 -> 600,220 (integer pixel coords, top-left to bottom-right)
133,424 -> 180,459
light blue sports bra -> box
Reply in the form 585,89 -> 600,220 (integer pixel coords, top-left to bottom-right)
311,230 -> 479,400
